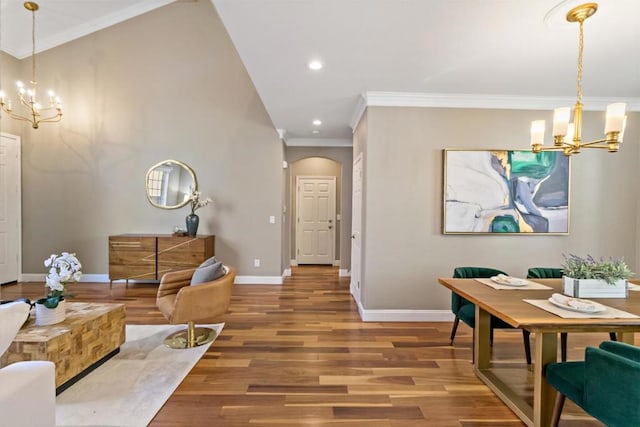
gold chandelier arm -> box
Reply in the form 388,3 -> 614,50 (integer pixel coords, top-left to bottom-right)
38,113 -> 63,124
1,107 -> 36,123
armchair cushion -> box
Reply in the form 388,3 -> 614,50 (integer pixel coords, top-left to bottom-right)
0,301 -> 31,355
0,361 -> 56,427
190,258 -> 224,285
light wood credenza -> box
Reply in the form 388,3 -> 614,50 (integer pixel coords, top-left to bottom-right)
108,234 -> 214,287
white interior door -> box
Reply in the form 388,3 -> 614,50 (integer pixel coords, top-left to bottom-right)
0,133 -> 21,284
350,154 -> 363,304
296,177 -> 336,265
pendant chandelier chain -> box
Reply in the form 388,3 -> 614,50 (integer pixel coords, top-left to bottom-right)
576,19 -> 584,105
31,7 -> 37,86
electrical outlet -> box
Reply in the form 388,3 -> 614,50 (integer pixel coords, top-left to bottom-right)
269,215 -> 276,224
254,259 -> 260,268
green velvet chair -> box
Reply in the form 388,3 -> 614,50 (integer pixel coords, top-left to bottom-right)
527,267 -> 616,361
451,267 -> 531,365
545,341 -> 640,427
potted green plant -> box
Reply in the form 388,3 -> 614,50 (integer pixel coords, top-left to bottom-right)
561,254 -> 633,298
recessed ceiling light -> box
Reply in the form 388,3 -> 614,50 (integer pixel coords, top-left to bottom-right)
312,119 -> 322,126
308,60 -> 323,70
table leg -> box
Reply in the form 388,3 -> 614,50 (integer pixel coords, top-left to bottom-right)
534,332 -> 557,427
618,332 -> 635,345
474,306 -> 491,369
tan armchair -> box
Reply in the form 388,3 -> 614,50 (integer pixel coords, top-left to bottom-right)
157,265 -> 235,349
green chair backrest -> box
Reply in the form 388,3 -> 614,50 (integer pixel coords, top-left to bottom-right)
526,267 -> 562,279
451,267 -> 507,314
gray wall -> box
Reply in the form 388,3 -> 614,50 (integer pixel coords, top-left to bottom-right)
285,146 -> 353,269
12,1 -> 283,276
0,51 -> 24,137
356,106 -> 639,310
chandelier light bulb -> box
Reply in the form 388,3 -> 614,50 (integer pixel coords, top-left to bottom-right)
530,120 -> 546,146
619,117 -> 628,143
566,123 -> 576,144
604,103 -> 627,134
552,107 -> 571,136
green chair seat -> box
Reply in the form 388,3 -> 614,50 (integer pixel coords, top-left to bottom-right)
545,341 -> 640,427
545,361 -> 585,407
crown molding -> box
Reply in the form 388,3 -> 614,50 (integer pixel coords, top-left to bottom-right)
276,128 -> 287,140
350,91 -> 640,133
8,0 -> 176,59
349,94 -> 368,134
286,138 -> 352,147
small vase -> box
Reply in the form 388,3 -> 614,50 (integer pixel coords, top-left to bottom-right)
35,299 -> 66,326
186,213 -> 199,237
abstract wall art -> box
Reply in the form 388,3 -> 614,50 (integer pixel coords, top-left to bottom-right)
443,149 -> 570,234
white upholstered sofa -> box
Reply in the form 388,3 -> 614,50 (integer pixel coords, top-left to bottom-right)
0,301 -> 56,427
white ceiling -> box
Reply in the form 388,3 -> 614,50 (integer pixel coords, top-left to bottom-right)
1,0 -> 639,145
0,0 -> 175,58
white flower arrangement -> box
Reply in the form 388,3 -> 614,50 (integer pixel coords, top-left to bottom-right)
188,190 -> 212,215
40,252 -> 82,308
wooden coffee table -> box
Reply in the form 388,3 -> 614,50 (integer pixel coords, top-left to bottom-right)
0,302 -> 125,393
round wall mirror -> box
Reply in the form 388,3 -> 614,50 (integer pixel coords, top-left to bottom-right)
145,159 -> 197,209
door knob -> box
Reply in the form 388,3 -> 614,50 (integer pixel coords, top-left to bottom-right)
351,234 -> 355,239
328,225 -> 333,230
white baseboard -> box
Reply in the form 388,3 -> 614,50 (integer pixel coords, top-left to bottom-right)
332,260 -> 340,267
290,259 -> 298,266
282,268 -> 292,277
339,269 -> 351,277
350,293 -> 454,322
358,309 -> 454,322
234,275 -> 283,285
20,273 -> 111,283
21,273 -> 284,285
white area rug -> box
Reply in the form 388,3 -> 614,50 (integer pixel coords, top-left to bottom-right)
56,323 -> 224,427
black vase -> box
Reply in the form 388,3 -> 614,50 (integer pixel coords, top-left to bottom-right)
186,213 -> 199,237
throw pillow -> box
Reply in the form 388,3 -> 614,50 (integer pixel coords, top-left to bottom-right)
190,260 -> 225,285
197,256 -> 218,269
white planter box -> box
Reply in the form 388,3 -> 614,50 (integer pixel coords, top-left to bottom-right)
562,277 -> 628,298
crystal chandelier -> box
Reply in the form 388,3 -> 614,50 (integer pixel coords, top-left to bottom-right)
530,2 -> 627,156
0,2 -> 62,129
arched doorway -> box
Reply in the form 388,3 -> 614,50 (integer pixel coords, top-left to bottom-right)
282,148 -> 353,276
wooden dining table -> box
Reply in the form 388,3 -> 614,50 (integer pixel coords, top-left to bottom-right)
438,277 -> 640,427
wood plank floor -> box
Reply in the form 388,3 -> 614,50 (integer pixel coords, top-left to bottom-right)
1,266 -> 605,426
